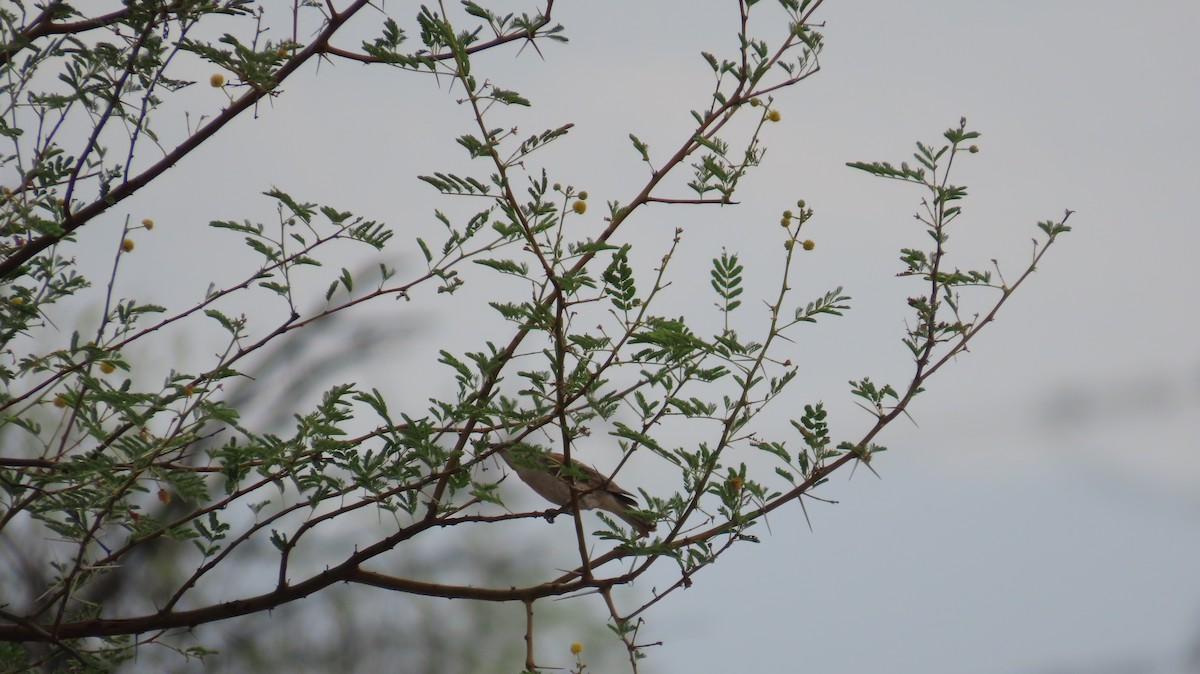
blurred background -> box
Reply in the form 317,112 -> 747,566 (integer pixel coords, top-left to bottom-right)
5,1 -> 1197,672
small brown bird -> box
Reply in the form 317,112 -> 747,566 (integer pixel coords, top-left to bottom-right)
494,443 -> 654,537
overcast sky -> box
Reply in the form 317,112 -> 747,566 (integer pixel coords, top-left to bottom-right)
87,1 -> 1200,672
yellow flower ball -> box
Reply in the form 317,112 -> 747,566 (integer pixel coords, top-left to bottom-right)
141,218 -> 154,230
99,362 -> 116,374
121,238 -> 135,252
572,200 -> 587,214
802,239 -> 815,251
210,73 -> 225,88
577,190 -> 588,201
749,97 -> 761,107
766,109 -> 781,122
570,642 -> 583,655
53,394 -> 68,408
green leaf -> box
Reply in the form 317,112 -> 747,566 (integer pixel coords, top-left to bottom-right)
490,87 -> 530,107
794,286 -> 851,323
474,258 -> 530,277
601,244 -> 638,312
629,133 -> 651,162
710,249 -> 744,313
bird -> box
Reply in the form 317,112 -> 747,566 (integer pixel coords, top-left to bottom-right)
492,442 -> 654,538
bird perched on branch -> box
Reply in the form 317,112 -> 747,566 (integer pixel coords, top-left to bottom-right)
493,442 -> 654,538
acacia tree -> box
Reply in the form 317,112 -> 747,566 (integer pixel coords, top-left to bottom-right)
0,1 -> 1072,672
